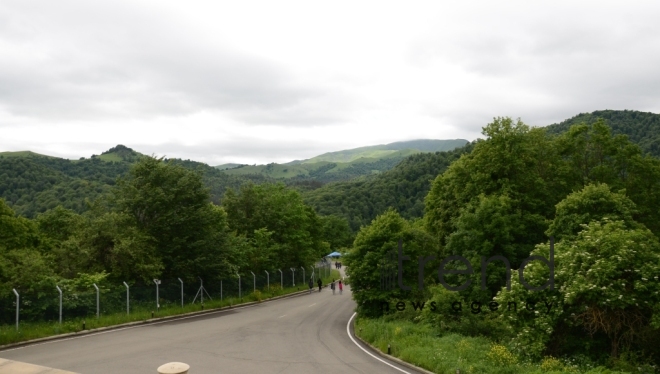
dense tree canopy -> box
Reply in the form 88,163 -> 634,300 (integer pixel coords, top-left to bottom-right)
419,117 -> 660,364
113,157 -> 230,281
222,183 -> 326,272
303,144 -> 473,231
345,209 -> 435,317
0,157 -> 330,324
345,115 -> 660,366
546,109 -> 660,158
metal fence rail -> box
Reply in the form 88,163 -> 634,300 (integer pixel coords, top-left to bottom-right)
0,262 -> 334,329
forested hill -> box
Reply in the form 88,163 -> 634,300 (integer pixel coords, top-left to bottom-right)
544,110 -> 660,157
0,145 -> 270,218
218,139 -> 469,183
303,109 -> 660,231
3,110 -> 658,222
298,139 -> 468,163
302,143 -> 475,231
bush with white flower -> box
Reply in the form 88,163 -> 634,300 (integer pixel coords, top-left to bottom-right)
497,219 -> 660,360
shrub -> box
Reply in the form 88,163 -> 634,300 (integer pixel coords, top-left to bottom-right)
540,356 -> 565,372
487,344 -> 518,366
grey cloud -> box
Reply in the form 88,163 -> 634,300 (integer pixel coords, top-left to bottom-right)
412,4 -> 660,134
123,139 -> 343,166
0,1 -> 352,126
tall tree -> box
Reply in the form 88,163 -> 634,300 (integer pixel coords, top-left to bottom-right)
425,118 -> 563,250
113,157 -> 231,281
346,209 -> 435,317
222,183 -> 325,272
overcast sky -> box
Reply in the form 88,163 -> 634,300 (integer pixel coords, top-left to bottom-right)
1,1 -> 659,165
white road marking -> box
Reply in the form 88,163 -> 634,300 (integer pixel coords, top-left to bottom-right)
346,312 -> 413,374
278,315 -> 286,318
308,303 -> 316,307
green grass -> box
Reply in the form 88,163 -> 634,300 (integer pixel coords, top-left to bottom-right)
0,269 -> 341,347
354,317 -> 626,374
300,139 -> 467,164
215,163 -> 244,170
221,163 -> 310,178
220,153 -> 414,179
303,149 -> 403,163
97,153 -> 124,162
0,151 -> 57,159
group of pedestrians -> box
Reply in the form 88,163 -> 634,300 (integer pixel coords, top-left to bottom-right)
334,261 -> 342,269
330,279 -> 343,295
307,277 -> 343,295
308,277 -> 323,293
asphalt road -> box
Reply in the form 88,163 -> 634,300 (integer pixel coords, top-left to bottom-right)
0,284 -> 422,374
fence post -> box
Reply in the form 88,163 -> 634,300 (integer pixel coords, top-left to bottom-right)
178,278 -> 184,308
264,271 -> 269,292
220,280 -> 223,301
290,268 -> 295,287
301,267 -> 305,285
310,266 -> 315,280
236,273 -> 241,299
123,282 -> 129,315
12,289 -> 19,331
93,283 -> 99,319
250,271 -> 255,293
56,285 -> 62,324
199,277 -> 203,305
153,279 -> 161,312
278,269 -> 283,289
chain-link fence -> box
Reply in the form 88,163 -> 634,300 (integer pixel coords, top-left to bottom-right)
0,263 -> 336,329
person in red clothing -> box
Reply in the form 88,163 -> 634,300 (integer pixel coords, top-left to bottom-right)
338,280 -> 343,295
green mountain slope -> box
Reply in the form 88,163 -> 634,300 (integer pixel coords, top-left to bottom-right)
220,150 -> 420,182
302,144 -> 475,231
0,151 -> 57,158
0,145 -> 271,217
544,110 -> 660,157
215,163 -> 243,170
4,110 -> 657,222
219,139 -> 468,183
299,139 -> 468,163
304,110 -> 660,231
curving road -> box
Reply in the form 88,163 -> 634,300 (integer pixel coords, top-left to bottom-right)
0,284 -> 422,374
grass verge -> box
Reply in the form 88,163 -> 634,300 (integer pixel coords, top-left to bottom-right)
354,316 -> 629,374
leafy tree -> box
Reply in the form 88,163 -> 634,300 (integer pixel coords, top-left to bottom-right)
36,206 -> 84,243
319,215 -> 353,250
443,193 -> 547,299
0,200 -> 57,322
497,220 -> 660,360
222,183 -> 324,272
555,119 -> 660,236
425,118 -> 564,250
0,199 -> 39,252
345,209 -> 435,317
225,228 -> 281,275
546,109 -> 660,158
113,157 -> 231,281
34,206 -> 89,278
547,183 -> 639,241
77,211 -> 162,282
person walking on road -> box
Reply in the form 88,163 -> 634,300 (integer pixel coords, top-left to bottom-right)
338,280 -> 343,295
308,277 -> 313,294
331,279 -> 336,295
317,278 -> 322,292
